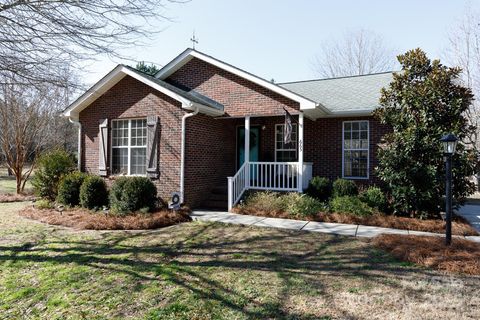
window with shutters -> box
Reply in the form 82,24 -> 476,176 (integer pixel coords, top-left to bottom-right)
111,118 -> 147,175
342,121 -> 369,179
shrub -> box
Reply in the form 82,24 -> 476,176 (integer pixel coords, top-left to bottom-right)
242,191 -> 286,213
109,176 -> 157,214
360,186 -> 387,212
332,178 -> 358,197
306,177 -> 332,201
57,172 -> 88,206
283,193 -> 326,217
79,175 -> 108,209
330,196 -> 373,216
32,149 -> 76,200
34,199 -> 53,209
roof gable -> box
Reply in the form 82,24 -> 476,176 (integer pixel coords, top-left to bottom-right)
63,65 -> 224,119
155,49 -> 326,114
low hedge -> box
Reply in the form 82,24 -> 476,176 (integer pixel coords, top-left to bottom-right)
79,175 -> 108,209
57,171 -> 88,206
330,196 -> 373,216
306,177 -> 332,201
332,178 -> 358,197
109,176 -> 157,215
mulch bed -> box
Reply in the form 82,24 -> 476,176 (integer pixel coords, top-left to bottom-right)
0,193 -> 36,203
19,206 -> 191,230
234,208 -> 478,236
372,234 -> 480,275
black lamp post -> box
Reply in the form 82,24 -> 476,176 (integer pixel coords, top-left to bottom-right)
440,133 -> 458,246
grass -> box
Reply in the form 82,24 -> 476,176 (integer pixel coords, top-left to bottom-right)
0,202 -> 479,319
0,169 -> 33,195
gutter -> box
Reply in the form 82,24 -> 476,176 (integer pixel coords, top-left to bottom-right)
180,106 -> 199,204
68,117 -> 82,171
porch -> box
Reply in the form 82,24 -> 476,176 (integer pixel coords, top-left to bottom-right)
226,113 -> 312,211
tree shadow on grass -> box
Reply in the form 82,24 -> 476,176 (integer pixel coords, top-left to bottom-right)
0,221 -> 456,319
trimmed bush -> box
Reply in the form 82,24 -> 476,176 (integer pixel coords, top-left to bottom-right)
306,177 -> 332,201
360,186 -> 387,212
34,199 -> 53,210
109,176 -> 157,214
79,175 -> 108,209
283,193 -> 326,217
332,178 -> 358,197
242,191 -> 286,213
57,172 -> 88,206
330,196 -> 373,216
32,149 -> 76,200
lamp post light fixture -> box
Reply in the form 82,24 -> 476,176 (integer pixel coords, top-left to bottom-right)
440,133 -> 458,246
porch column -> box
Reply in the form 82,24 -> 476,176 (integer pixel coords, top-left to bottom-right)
245,115 -> 250,188
298,112 -> 304,192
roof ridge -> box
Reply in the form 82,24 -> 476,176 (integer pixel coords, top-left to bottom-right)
279,71 -> 396,85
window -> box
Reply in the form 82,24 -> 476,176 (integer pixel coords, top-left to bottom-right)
112,118 -> 147,175
343,121 -> 369,179
275,124 -> 297,162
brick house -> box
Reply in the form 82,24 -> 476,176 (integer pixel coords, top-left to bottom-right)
63,48 -> 392,211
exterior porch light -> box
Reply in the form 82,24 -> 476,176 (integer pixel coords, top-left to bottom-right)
440,133 -> 458,246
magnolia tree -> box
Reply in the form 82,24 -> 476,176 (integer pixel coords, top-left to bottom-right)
374,48 -> 478,217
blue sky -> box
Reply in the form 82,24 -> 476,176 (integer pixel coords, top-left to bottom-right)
82,0 -> 478,85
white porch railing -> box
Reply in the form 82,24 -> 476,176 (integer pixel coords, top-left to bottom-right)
227,162 -> 313,211
227,163 -> 248,211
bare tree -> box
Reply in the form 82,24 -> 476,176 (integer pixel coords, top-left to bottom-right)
444,5 -> 480,148
312,29 -> 396,78
0,0 -> 176,87
0,79 -> 68,193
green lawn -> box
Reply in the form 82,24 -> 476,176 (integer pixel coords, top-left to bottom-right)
0,171 -> 33,194
0,202 -> 478,319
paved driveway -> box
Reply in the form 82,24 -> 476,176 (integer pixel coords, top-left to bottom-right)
458,204 -> 480,232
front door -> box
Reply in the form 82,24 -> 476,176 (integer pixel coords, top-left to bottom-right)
237,127 -> 260,169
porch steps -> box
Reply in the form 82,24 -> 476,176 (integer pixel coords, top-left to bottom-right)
201,185 -> 228,210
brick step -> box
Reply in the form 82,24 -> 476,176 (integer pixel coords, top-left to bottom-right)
201,199 -> 228,211
208,193 -> 228,201
211,186 -> 227,195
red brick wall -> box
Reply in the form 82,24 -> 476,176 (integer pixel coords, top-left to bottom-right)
183,114 -> 237,207
78,75 -> 185,202
166,57 -> 300,117
304,116 -> 390,186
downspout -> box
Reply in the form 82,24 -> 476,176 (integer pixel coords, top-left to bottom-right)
180,106 -> 199,204
69,117 -> 82,171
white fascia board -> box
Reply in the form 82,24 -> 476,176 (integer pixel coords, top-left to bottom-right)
64,64 -> 224,120
320,109 -> 374,118
63,64 -> 126,119
156,49 -> 327,114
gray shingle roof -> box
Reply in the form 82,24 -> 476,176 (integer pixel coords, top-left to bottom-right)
279,72 -> 394,114
124,65 -> 224,111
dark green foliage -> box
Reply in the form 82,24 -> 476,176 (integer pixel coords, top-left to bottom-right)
109,176 -> 157,214
306,177 -> 332,201
135,61 -> 160,75
57,171 -> 88,206
330,196 -> 373,216
360,186 -> 387,212
374,48 -> 478,216
332,178 -> 358,197
32,149 -> 76,200
79,176 -> 108,209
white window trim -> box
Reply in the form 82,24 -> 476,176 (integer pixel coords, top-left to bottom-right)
110,118 -> 147,176
275,123 -> 298,162
342,120 -> 369,180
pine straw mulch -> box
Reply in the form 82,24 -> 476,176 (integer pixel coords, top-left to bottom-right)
372,234 -> 480,275
18,206 -> 191,230
233,208 -> 478,236
0,193 -> 36,203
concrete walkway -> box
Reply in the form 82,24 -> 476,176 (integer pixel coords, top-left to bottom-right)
190,210 -> 480,243
458,204 -> 480,232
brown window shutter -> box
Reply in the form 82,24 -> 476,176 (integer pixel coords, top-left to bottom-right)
146,115 -> 160,179
98,118 -> 108,176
